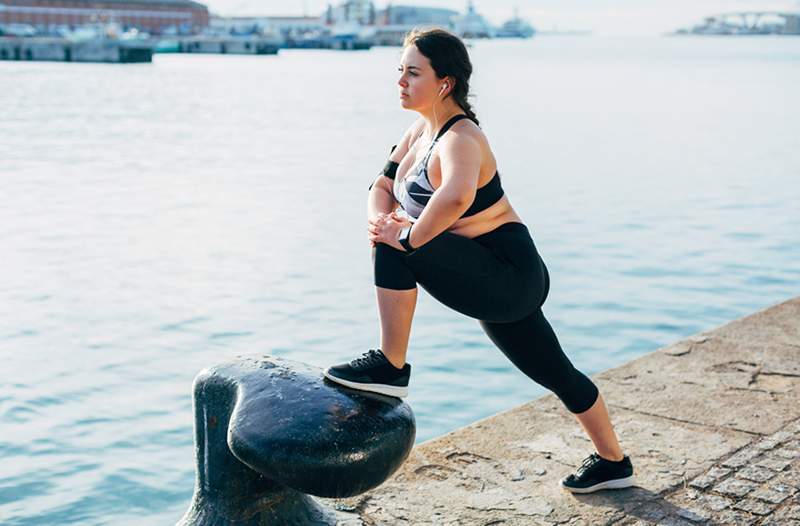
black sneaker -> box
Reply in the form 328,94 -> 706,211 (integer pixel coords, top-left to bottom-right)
560,452 -> 636,494
323,349 -> 411,398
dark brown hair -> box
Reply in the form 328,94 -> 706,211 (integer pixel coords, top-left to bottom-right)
403,28 -> 479,125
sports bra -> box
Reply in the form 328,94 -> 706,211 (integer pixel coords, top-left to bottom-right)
370,114 -> 505,220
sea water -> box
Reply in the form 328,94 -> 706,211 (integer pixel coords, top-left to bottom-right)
1,36 -> 798,524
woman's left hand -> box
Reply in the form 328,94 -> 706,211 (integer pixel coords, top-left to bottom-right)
368,212 -> 410,251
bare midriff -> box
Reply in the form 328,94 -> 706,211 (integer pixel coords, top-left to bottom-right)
445,195 -> 523,239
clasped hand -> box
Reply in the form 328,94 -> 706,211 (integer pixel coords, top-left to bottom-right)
368,211 -> 412,251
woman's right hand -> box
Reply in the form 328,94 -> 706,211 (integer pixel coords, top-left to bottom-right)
389,211 -> 412,229
368,212 -> 411,247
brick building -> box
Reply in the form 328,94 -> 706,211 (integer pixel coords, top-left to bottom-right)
0,0 -> 209,35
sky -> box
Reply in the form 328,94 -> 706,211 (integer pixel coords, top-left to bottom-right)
204,0 -> 800,35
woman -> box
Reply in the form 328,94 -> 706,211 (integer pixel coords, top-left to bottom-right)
323,28 -> 635,494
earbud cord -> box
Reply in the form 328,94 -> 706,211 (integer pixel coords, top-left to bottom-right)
431,83 -> 446,148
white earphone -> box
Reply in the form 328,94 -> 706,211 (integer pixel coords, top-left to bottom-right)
440,82 -> 448,95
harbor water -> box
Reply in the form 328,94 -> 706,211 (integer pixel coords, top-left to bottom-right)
1,36 -> 799,524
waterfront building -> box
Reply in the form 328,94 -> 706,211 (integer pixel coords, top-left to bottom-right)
324,0 -> 375,26
249,15 -> 324,34
376,4 -> 458,27
0,0 -> 208,35
208,15 -> 294,37
370,5 -> 458,46
787,13 -> 800,33
207,15 -> 326,47
266,16 -> 327,48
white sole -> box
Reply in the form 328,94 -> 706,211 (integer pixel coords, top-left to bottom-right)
323,369 -> 409,398
560,475 -> 636,494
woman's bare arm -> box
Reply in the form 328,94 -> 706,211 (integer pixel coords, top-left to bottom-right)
404,133 -> 481,249
367,119 -> 422,223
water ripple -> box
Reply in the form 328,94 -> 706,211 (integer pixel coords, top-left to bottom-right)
1,37 -> 799,525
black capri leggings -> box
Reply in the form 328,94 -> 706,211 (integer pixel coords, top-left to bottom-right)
372,221 -> 599,414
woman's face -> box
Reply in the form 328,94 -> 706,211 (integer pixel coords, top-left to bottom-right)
397,45 -> 444,111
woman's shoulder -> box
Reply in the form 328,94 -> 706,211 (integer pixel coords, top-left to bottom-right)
435,117 -> 495,174
450,115 -> 483,137
440,116 -> 485,152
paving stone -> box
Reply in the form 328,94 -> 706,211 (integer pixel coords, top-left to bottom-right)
785,420 -> 800,433
722,448 -> 762,469
664,491 -> 722,523
674,506 -> 710,523
760,520 -> 800,526
612,519 -> 650,526
689,466 -> 732,490
658,516 -> 696,526
683,489 -> 703,500
769,430 -> 794,441
773,447 -> 800,460
772,504 -> 800,521
732,497 -> 776,515
750,483 -> 795,504
712,509 -> 759,525
755,456 -> 794,472
696,493 -> 734,512
755,440 -> 784,452
737,465 -> 779,483
633,503 -> 666,523
755,430 -> 794,450
713,477 -> 759,498
688,478 -> 714,491
773,473 -> 800,490
773,469 -> 800,490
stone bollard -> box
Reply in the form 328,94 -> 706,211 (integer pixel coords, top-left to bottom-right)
176,355 -> 416,526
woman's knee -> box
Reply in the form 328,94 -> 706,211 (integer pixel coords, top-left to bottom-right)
521,363 -> 598,414
555,369 -> 599,414
373,243 -> 416,290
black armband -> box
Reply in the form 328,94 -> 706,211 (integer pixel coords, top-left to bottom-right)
381,160 -> 399,180
382,144 -> 399,179
368,145 -> 399,190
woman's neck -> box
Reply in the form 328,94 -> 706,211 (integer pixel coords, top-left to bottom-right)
418,101 -> 465,141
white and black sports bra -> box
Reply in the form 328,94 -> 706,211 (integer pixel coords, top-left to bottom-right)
369,114 -> 504,220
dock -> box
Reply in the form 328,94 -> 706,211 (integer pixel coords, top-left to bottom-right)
0,36 -> 152,63
675,11 -> 800,35
319,296 -> 800,525
171,36 -> 280,55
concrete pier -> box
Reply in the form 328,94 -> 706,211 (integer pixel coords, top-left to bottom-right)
175,37 -> 279,55
0,37 -> 152,63
319,296 -> 800,525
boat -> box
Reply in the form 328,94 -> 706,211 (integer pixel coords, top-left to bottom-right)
453,1 -> 495,39
495,9 -> 535,38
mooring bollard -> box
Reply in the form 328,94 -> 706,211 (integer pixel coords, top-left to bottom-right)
176,355 -> 416,526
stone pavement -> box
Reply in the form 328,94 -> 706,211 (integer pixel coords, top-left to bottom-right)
318,296 -> 800,525
640,419 -> 800,525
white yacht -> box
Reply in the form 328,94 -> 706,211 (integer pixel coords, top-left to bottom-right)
495,9 -> 535,38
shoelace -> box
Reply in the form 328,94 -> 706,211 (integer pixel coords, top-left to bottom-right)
576,452 -> 601,476
350,349 -> 385,369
